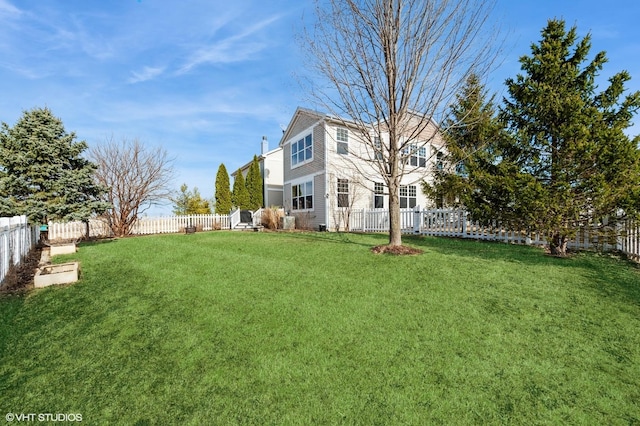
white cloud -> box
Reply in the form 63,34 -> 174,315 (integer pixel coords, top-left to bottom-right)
128,66 -> 166,83
178,14 -> 282,73
0,0 -> 20,17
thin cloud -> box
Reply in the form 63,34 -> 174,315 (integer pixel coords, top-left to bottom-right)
178,14 -> 282,73
129,66 -> 166,83
0,0 -> 21,17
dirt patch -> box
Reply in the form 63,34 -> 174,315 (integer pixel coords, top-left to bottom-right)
0,245 -> 43,294
371,244 -> 424,255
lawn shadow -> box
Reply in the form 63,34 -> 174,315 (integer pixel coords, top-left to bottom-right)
78,238 -> 117,248
406,234 -> 640,305
405,234 -> 554,265
0,293 -> 27,359
283,230 -> 390,249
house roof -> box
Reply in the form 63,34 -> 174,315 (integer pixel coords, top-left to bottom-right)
278,107 -> 326,147
278,106 -> 444,147
230,146 -> 283,178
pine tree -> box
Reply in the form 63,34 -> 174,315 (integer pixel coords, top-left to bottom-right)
0,107 -> 109,223
172,184 -> 211,215
423,74 -> 506,212
172,184 -> 191,215
245,155 -> 263,210
186,187 -> 211,214
231,169 -> 250,210
214,164 -> 232,214
499,20 -> 640,255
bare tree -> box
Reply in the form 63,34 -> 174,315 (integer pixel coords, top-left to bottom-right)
90,137 -> 175,237
329,174 -> 365,232
303,0 -> 500,247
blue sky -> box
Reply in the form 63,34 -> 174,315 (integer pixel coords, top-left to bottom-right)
1,0 -> 639,215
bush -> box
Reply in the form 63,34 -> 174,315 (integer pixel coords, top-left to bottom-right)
293,212 -> 315,231
261,207 -> 284,230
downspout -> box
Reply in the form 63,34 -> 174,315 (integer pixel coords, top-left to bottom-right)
324,121 -> 330,231
261,136 -> 268,208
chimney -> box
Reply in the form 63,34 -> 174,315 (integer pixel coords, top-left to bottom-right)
261,136 -> 268,155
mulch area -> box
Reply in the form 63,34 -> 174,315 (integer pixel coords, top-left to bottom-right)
371,244 -> 424,255
0,245 -> 42,294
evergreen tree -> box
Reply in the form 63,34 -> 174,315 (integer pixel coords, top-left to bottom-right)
172,183 -> 211,215
475,20 -> 640,256
187,187 -> 211,214
172,184 -> 191,215
231,169 -> 250,210
214,163 -> 232,214
245,155 -> 263,210
0,107 -> 109,223
424,74 -> 507,213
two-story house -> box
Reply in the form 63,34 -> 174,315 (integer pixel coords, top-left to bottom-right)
231,136 -> 284,208
279,107 -> 446,231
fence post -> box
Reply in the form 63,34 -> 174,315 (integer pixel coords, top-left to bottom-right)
461,210 -> 467,237
413,206 -> 421,234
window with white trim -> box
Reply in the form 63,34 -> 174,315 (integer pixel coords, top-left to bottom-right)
400,185 -> 417,208
435,151 -> 444,171
337,128 -> 348,155
292,181 -> 313,210
374,137 -> 383,160
291,134 -> 313,167
337,179 -> 349,207
408,144 -> 427,167
374,182 -> 384,208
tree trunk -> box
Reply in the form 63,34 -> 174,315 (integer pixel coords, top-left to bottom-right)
550,232 -> 568,257
388,181 -> 402,246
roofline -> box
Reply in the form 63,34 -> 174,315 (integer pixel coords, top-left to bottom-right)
230,147 -> 283,178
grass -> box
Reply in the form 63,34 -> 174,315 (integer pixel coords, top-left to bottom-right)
1,231 -> 639,424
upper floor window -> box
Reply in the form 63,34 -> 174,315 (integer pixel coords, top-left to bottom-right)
435,151 -> 444,171
406,144 -> 427,168
292,181 -> 313,210
374,137 -> 383,161
291,134 -> 313,167
337,179 -> 349,207
400,185 -> 417,209
337,128 -> 348,155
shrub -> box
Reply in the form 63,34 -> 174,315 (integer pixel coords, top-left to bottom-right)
261,207 -> 284,230
293,212 -> 315,231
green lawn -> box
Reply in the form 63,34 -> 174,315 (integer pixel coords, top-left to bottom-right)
1,231 -> 639,424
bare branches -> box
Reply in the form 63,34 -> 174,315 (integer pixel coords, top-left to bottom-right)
90,137 -> 175,237
302,0 -> 501,245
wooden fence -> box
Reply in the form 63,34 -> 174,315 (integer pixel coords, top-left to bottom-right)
48,214 -> 232,241
350,207 -> 640,260
0,215 -> 40,285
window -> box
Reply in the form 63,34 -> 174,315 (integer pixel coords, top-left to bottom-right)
436,151 -> 444,171
292,181 -> 313,210
374,137 -> 383,160
337,128 -> 348,155
408,144 -> 427,168
374,182 -> 384,208
337,179 -> 349,207
291,134 -> 312,167
400,185 -> 417,208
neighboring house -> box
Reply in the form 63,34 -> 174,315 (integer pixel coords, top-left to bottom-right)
279,107 -> 446,231
231,136 -> 284,208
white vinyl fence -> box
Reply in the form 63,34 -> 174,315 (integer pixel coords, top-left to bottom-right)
48,214 -> 232,241
46,208 -> 640,261
350,207 -> 640,259
0,215 -> 40,285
